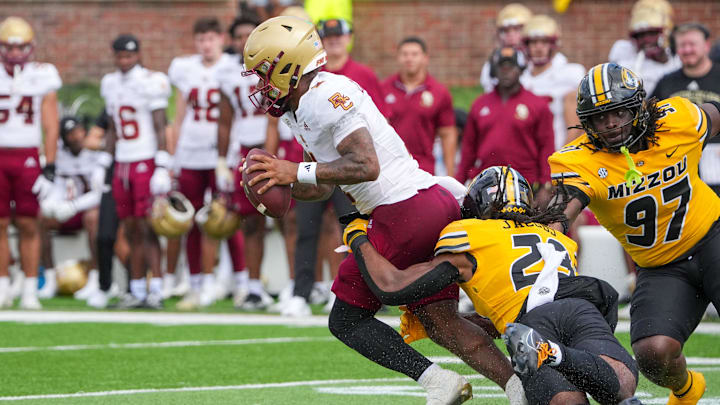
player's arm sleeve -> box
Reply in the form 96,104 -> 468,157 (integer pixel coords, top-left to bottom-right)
549,153 -> 595,207
455,104 -> 478,184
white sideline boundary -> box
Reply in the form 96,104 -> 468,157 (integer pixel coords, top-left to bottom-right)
3,310 -> 720,334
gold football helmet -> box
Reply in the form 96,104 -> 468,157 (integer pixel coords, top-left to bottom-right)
242,16 -> 326,117
195,198 -> 242,239
629,7 -> 666,34
496,3 -> 532,28
523,15 -> 559,41
150,191 -> 196,238
0,17 -> 34,67
56,260 -> 88,295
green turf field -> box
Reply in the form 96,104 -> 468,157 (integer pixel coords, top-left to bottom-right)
1,298 -> 719,404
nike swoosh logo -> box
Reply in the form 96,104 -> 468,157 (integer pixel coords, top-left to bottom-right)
666,146 -> 679,158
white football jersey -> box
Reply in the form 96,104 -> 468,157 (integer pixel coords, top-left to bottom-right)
0,62 -> 61,148
281,72 -> 436,214
521,53 -> 586,150
169,54 -> 233,169
101,65 -> 170,163
614,47 -> 681,96
51,143 -> 102,200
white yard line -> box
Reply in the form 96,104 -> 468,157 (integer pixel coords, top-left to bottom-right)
0,336 -> 334,353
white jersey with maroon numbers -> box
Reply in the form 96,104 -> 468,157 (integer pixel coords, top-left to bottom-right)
169,53 -> 232,169
101,65 -> 171,163
0,62 -> 62,148
281,71 -> 437,214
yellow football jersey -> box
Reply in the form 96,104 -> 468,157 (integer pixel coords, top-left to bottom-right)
434,218 -> 578,334
549,97 -> 720,267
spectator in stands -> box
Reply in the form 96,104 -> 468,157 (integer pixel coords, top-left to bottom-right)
457,47 -> 554,207
520,15 -> 586,147
480,3 -> 532,92
653,23 -> 720,195
383,37 -> 456,176
609,0 -> 679,96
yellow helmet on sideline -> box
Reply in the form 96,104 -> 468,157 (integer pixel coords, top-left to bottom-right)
195,198 -> 242,240
150,192 -> 196,238
56,260 -> 88,295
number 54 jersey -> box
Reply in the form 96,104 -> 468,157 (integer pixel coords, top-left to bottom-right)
549,97 -> 720,267
100,65 -> 171,163
434,218 -> 578,334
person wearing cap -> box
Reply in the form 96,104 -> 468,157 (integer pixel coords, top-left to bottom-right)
37,117 -> 103,300
609,0 -> 679,96
653,23 -> 720,196
96,33 -> 172,309
457,46 -> 554,207
480,3 -> 532,92
520,15 -> 585,148
382,36 -> 457,176
0,17 -> 61,309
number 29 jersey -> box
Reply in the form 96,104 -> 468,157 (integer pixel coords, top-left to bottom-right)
549,97 -> 720,267
100,65 -> 171,163
434,218 -> 578,334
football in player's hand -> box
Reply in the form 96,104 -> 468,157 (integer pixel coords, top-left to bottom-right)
242,148 -> 292,218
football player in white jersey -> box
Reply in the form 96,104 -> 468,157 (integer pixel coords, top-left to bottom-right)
609,0 -> 679,96
520,15 -> 586,148
480,3 -> 532,92
242,16 -> 524,404
216,16 -> 278,309
98,34 -> 172,308
38,117 -> 102,299
0,17 -> 61,309
168,17 -> 234,309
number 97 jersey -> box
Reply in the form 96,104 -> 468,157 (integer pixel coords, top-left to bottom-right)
549,97 -> 720,267
100,66 -> 171,163
434,218 -> 578,334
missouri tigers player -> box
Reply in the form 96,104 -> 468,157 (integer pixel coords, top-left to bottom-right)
241,16 -> 522,404
99,34 -> 172,308
548,62 -> 720,404
168,17 -> 235,310
0,16 -> 61,309
343,166 -> 641,405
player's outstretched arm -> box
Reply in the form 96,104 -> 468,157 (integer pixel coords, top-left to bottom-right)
701,102 -> 720,141
349,230 -> 472,306
547,188 -> 585,234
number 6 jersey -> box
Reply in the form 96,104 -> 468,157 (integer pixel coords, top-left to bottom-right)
100,65 -> 171,162
549,97 -> 720,267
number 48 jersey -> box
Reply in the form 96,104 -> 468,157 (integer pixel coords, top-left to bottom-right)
434,218 -> 578,334
549,97 -> 720,267
0,62 -> 62,148
100,65 -> 171,163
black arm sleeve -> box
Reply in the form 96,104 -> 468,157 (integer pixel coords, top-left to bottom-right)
351,235 -> 461,306
565,184 -> 591,208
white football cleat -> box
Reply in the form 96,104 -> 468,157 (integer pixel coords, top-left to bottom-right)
162,273 -> 176,300
309,282 -> 330,305
422,366 -> 473,405
176,291 -> 201,311
241,290 -> 274,311
20,292 -> 41,310
74,269 -> 99,300
278,281 -> 294,304
86,289 -> 109,309
38,269 -> 57,299
10,271 -> 24,299
232,287 -> 249,309
0,277 -> 13,309
281,296 -> 312,317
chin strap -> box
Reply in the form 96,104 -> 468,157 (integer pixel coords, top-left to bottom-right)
621,146 -> 643,188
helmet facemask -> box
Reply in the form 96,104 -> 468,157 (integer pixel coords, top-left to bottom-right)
242,56 -> 301,117
579,97 -> 649,153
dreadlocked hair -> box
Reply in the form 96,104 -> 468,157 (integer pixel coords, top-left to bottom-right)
482,168 -> 569,226
574,97 -> 666,153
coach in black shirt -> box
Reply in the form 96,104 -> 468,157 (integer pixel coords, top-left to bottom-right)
652,23 -> 720,193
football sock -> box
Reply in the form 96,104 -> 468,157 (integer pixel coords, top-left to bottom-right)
234,270 -> 248,291
148,277 -> 162,295
23,277 -> 37,297
130,278 -> 147,301
248,279 -> 264,296
554,344 -> 621,404
673,370 -> 693,397
201,273 -> 215,292
189,274 -> 202,292
328,298 -> 432,381
228,232 -> 246,271
186,227 -> 201,275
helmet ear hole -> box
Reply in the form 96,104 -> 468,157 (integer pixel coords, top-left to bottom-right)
279,63 -> 292,75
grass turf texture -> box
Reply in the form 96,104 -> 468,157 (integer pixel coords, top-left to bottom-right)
1,304 -> 719,404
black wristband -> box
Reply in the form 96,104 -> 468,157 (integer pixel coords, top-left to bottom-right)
349,233 -> 369,253
43,163 -> 56,182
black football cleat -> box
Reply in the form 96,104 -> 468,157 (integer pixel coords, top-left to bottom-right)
503,323 -> 558,376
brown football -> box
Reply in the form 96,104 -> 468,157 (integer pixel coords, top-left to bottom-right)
241,148 -> 292,218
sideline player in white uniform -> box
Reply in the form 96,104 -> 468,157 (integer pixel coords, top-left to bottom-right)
0,17 -> 61,309
480,3 -> 532,92
38,117 -> 102,299
242,16 -> 526,405
609,0 -> 679,96
168,17 -> 233,309
97,34 -> 172,308
520,15 -> 586,148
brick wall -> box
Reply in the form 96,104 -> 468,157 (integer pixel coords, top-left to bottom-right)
2,0 -> 719,87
